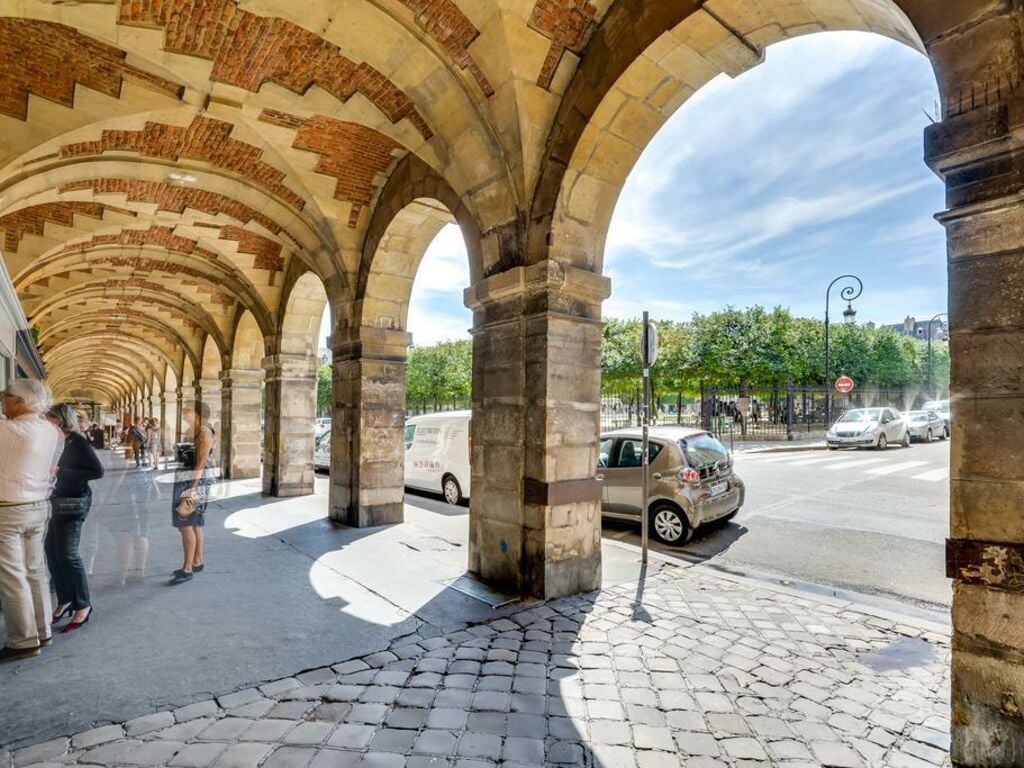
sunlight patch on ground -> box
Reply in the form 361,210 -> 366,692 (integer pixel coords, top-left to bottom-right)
223,501 -> 327,538
309,550 -> 411,625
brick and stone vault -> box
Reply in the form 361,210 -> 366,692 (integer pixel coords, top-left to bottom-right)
0,3 -> 1022,763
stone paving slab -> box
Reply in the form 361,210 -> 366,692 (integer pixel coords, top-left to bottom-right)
4,566 -> 951,767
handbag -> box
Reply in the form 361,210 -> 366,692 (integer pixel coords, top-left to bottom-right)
51,496 -> 89,519
176,493 -> 197,518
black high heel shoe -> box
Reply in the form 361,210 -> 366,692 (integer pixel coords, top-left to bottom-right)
51,604 -> 73,626
62,607 -> 93,633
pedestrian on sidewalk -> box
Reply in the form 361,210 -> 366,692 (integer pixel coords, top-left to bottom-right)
0,380 -> 63,662
44,404 -> 104,633
145,417 -> 162,470
169,402 -> 216,585
126,420 -> 147,468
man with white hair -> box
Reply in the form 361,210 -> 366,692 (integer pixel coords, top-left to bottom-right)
0,379 -> 63,661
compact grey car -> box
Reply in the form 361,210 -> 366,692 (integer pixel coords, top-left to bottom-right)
597,427 -> 745,545
905,410 -> 948,442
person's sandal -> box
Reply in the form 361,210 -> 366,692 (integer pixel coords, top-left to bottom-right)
193,563 -> 204,573
169,569 -> 193,585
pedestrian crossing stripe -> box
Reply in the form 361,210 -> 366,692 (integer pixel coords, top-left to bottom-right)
863,461 -> 929,476
911,467 -> 949,482
740,452 -> 949,482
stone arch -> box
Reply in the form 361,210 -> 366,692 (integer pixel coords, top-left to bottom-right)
327,155 -> 482,528
223,309 -> 267,479
533,1 -> 933,272
199,334 -> 224,434
263,268 -> 328,497
164,363 -> 180,447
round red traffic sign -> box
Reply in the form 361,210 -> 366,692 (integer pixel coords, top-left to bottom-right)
835,376 -> 855,393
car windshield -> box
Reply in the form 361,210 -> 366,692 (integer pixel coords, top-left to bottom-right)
907,411 -> 930,422
838,408 -> 883,423
923,400 -> 949,411
678,433 -> 729,469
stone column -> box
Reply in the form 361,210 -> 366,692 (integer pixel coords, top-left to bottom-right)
465,261 -> 609,600
197,377 -> 222,434
174,387 -> 186,443
927,77 -> 1024,764
328,327 -> 411,527
221,368 -> 264,480
262,353 -> 317,497
177,385 -> 196,436
159,394 -> 168,454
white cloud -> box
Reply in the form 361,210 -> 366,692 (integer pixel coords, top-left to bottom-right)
407,304 -> 471,346
412,224 -> 471,294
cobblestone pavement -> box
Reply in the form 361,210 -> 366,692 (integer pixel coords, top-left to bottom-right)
3,566 -> 951,768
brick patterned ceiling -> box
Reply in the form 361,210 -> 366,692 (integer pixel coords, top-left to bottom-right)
0,0 -> 626,402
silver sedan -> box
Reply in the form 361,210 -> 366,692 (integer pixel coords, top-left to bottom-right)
905,410 -> 948,442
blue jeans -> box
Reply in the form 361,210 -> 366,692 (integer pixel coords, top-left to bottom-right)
45,497 -> 91,611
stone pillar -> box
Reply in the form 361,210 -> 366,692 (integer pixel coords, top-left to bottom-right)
262,353 -> 317,497
174,387 -> 186,443
927,75 -> 1024,765
464,261 -> 609,600
159,395 -> 168,454
197,377 -> 222,434
177,385 -> 196,436
221,368 -> 264,480
148,394 -> 158,421
328,327 -> 411,527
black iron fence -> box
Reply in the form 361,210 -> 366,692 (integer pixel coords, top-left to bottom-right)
406,395 -> 470,417
600,383 -> 947,440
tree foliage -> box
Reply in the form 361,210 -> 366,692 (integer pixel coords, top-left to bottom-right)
316,364 -> 332,416
399,308 -> 951,405
406,340 -> 473,406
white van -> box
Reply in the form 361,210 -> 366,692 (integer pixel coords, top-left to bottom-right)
314,429 -> 330,471
405,410 -> 471,504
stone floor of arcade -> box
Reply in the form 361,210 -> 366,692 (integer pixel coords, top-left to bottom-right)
1,451 -> 951,768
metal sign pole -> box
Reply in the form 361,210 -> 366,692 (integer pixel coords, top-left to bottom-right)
641,311 -> 650,566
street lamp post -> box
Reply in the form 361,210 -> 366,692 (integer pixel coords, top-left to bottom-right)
927,312 -> 947,398
824,275 -> 863,426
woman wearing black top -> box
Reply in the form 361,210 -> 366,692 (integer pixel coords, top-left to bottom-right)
45,404 -> 104,632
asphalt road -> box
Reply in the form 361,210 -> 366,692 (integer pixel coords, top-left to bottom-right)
601,439 -> 952,614
404,439 -> 952,616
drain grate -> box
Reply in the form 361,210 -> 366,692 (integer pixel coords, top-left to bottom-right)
440,573 -> 519,608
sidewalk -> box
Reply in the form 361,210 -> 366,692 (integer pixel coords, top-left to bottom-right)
4,564 -> 951,767
1,452 -> 951,767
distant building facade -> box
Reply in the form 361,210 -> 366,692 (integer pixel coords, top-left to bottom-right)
882,315 -> 949,342
0,256 -> 44,385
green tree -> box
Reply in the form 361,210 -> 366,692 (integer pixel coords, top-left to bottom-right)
316,363 -> 332,417
406,339 -> 472,408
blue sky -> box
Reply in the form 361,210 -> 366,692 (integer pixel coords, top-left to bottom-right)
327,31 -> 945,347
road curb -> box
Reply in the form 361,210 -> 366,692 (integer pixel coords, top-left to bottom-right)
735,443 -> 828,454
600,538 -> 951,638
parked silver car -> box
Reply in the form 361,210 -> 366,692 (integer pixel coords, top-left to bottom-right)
597,427 -> 745,545
826,407 -> 910,450
922,400 -> 951,433
905,410 -> 948,442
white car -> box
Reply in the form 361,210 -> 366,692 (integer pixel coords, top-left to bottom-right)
826,407 -> 910,450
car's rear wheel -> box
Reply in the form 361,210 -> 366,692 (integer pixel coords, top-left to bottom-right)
650,504 -> 693,545
877,433 -> 888,450
943,426 -> 950,439
925,429 -> 933,443
901,431 -> 911,448
442,474 -> 463,505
